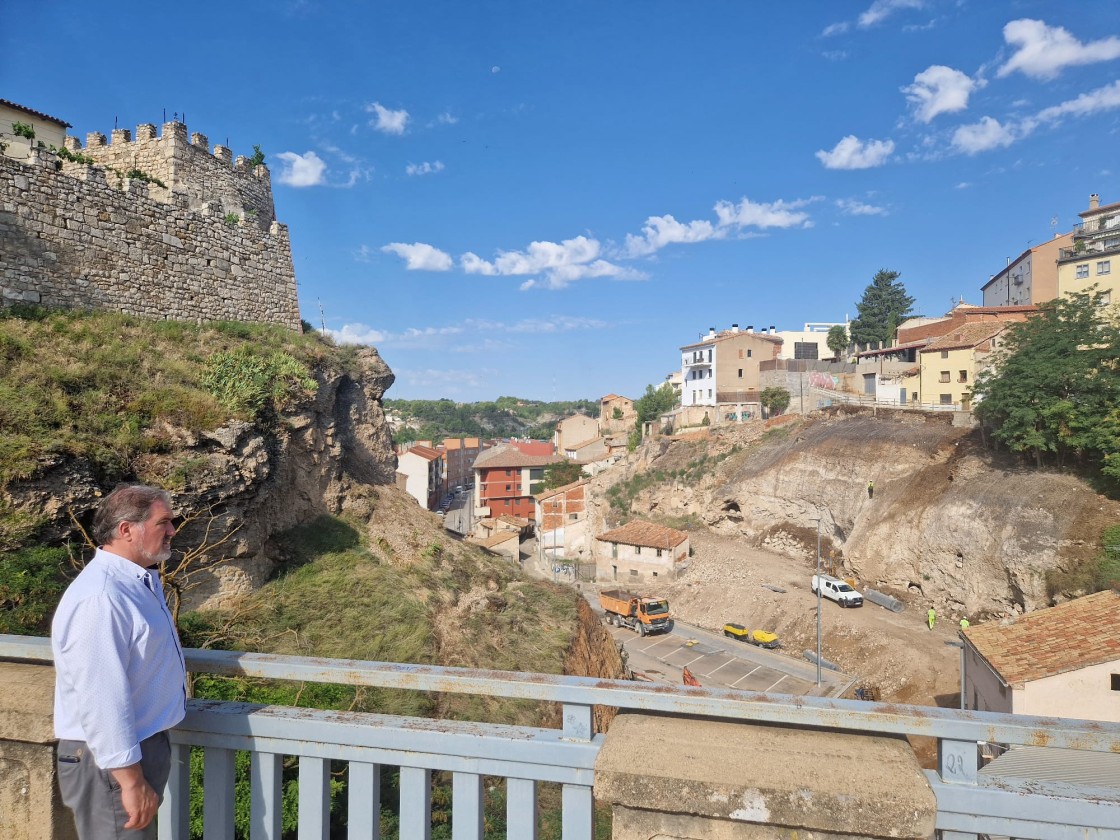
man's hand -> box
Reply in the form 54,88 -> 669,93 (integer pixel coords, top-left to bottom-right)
109,764 -> 159,829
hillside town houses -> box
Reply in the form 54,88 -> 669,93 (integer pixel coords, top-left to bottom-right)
387,193 -> 1118,604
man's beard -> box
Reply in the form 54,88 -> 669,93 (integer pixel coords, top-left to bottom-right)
137,523 -> 173,565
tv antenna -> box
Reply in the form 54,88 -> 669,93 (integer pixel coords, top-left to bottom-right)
318,298 -> 326,333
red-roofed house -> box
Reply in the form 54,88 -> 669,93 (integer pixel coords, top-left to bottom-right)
473,445 -> 562,521
595,520 -> 690,583
396,445 -> 444,510
961,590 -> 1120,722
917,322 -> 1012,409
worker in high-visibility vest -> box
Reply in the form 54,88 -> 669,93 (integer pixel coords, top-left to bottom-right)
927,607 -> 936,631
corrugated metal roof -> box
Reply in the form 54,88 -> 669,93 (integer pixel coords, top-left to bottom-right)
981,746 -> 1120,802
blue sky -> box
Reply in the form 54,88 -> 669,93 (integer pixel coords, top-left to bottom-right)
4,1 -> 1119,401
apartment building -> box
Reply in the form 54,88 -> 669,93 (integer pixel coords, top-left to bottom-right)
396,445 -> 444,510
981,233 -> 1074,307
680,324 -> 783,408
439,437 -> 484,494
916,322 -> 1010,409
1057,193 -> 1119,306
473,445 -> 561,521
554,414 -> 598,453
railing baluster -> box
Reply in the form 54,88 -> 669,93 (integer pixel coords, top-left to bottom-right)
451,771 -> 483,839
203,746 -> 236,840
348,761 -> 380,839
938,737 -> 979,840
506,778 -> 537,840
399,766 -> 432,840
298,755 -> 331,839
561,703 -> 594,840
158,741 -> 191,840
250,750 -> 283,840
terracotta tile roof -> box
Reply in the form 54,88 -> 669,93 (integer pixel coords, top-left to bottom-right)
681,330 -> 782,350
473,445 -> 561,469
963,590 -> 1120,687
0,99 -> 71,127
498,515 -> 530,528
535,478 -> 589,501
600,393 -> 622,401
596,520 -> 689,549
474,532 -> 519,549
566,436 -> 603,451
855,339 -> 929,358
403,445 -> 442,461
920,322 -> 1007,353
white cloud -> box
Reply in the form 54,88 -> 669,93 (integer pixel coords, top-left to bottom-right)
460,236 -> 640,289
325,323 -> 387,344
274,151 -> 327,187
380,242 -> 454,271
623,215 -> 723,258
836,198 -> 888,216
858,0 -> 924,28
998,19 -> 1120,81
955,182 -> 972,190
353,244 -> 374,262
405,160 -> 445,176
714,197 -> 815,229
437,112 -> 458,125
491,66 -> 501,74
1029,79 -> 1120,126
464,316 -> 609,333
822,21 -> 850,37
951,117 -> 1016,155
903,65 -> 982,123
815,135 -> 895,169
366,102 -> 410,135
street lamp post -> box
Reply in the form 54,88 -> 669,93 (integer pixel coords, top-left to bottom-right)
815,517 -> 822,688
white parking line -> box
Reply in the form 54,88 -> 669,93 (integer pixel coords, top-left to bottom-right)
703,659 -> 733,677
765,674 -> 787,692
730,666 -> 761,688
683,653 -> 708,667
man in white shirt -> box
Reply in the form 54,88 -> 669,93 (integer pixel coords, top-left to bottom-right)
52,485 -> 186,839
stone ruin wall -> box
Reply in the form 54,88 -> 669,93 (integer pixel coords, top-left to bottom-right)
0,121 -> 299,330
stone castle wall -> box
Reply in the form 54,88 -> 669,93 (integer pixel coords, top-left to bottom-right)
0,124 -> 300,330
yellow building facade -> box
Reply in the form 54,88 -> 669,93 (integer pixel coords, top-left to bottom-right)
917,323 -> 1007,410
1057,193 -> 1119,306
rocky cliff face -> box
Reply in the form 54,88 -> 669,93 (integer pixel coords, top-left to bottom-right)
5,347 -> 397,610
591,407 -> 1120,617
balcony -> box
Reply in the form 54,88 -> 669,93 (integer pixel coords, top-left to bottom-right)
2,633 -> 1119,839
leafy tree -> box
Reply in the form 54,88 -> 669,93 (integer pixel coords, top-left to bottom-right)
972,290 -> 1120,479
826,325 -> 848,359
0,546 -> 70,634
611,406 -> 624,420
849,269 -> 914,346
540,460 -> 585,491
633,384 -> 677,428
759,387 -> 791,417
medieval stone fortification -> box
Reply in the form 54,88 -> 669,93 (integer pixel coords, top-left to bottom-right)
0,121 -> 300,329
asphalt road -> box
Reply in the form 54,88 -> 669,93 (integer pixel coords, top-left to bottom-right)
604,616 -> 853,698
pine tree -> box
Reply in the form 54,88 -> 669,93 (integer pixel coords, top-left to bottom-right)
848,269 -> 915,346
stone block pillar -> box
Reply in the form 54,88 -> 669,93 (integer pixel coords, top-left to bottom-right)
595,713 -> 936,840
0,664 -> 76,840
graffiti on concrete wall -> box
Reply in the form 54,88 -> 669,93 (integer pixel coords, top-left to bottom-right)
808,372 -> 839,390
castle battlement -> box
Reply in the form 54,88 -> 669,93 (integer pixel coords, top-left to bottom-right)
64,120 -> 275,224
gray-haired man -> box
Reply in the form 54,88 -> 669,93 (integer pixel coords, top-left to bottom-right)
52,485 -> 186,838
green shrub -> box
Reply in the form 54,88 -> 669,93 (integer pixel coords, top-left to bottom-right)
202,346 -> 317,420
0,546 -> 70,633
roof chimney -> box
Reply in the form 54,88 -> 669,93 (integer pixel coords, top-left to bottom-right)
731,323 -> 739,333
746,325 -> 754,333
707,326 -> 716,339
769,325 -> 776,334
1090,193 -> 1100,210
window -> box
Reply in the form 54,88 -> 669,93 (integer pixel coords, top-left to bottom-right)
708,389 -> 712,398
505,484 -> 512,491
940,350 -> 949,359
911,391 -> 918,403
747,349 -> 752,358
1101,291 -> 1112,307
655,548 -> 663,557
939,371 -> 950,383
1112,674 -> 1120,691
652,571 -> 658,578
635,546 -> 642,555
1076,264 -> 1090,279
738,369 -> 743,378
629,569 -> 638,577
958,370 -> 968,383
940,394 -> 953,405
793,341 -> 819,360
738,349 -> 744,359
1097,260 -> 1111,275
569,513 -> 578,520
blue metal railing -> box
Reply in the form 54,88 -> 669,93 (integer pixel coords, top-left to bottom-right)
4,633 -> 1119,839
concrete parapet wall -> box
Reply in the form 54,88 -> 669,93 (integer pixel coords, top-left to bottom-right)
0,149 -> 300,329
595,713 -> 936,840
0,664 -> 76,840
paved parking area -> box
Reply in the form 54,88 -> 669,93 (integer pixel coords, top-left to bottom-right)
606,621 -> 852,697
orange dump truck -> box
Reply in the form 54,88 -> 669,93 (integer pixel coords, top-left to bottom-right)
599,589 -> 672,636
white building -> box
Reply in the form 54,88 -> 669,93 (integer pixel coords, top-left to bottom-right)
961,590 -> 1120,722
395,445 -> 444,510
